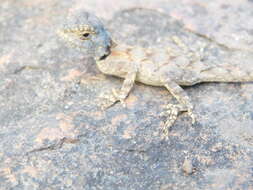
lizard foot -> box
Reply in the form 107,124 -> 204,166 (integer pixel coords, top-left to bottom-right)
160,104 -> 196,138
100,88 -> 126,110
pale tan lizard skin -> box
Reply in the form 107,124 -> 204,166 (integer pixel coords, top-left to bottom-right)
58,10 -> 253,136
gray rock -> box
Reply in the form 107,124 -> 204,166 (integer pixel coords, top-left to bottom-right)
0,1 -> 252,189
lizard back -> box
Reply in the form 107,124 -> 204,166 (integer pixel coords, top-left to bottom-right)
105,8 -> 253,84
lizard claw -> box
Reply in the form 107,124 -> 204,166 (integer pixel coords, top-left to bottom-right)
99,88 -> 126,110
112,88 -> 126,107
161,104 -> 181,136
188,109 -> 196,124
161,104 -> 196,137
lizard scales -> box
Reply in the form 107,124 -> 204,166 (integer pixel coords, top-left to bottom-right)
58,8 -> 253,136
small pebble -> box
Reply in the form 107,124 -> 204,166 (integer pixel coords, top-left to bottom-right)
182,158 -> 194,175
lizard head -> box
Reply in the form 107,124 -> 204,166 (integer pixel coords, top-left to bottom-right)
58,11 -> 112,61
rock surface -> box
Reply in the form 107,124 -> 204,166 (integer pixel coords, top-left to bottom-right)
0,0 -> 253,189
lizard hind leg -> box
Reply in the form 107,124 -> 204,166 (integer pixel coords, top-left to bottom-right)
161,78 -> 196,137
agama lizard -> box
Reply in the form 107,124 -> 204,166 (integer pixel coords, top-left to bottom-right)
58,9 -> 253,136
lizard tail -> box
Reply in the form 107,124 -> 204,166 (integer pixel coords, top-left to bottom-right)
199,49 -> 253,83
200,66 -> 253,83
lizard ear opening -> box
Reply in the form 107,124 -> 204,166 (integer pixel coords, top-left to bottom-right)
99,54 -> 108,60
98,45 -> 111,60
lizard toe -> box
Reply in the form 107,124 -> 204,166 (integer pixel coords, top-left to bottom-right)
187,110 -> 196,124
161,104 -> 181,136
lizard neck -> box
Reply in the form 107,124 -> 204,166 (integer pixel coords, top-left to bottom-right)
96,41 -> 132,77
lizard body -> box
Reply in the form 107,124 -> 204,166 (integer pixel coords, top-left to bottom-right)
58,9 -> 253,136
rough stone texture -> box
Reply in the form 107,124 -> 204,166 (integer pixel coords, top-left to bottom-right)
0,0 -> 253,189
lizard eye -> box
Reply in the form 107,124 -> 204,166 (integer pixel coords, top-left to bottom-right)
82,33 -> 90,38
80,32 -> 91,40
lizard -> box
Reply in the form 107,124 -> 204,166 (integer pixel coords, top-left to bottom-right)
57,8 -> 253,136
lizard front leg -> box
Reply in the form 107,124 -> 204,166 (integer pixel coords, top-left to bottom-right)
101,64 -> 138,109
161,78 -> 196,137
